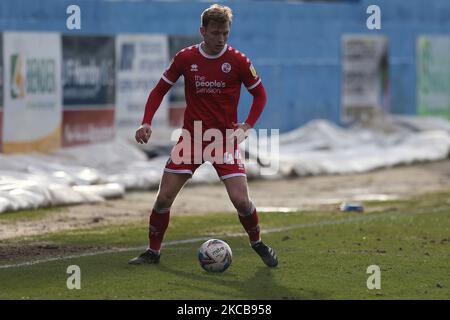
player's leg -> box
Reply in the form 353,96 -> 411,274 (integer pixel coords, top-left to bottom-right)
222,175 -> 278,267
222,175 -> 258,241
150,171 -> 191,250
128,171 -> 191,265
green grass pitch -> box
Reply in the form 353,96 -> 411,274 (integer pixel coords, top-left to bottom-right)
1,190 -> 450,299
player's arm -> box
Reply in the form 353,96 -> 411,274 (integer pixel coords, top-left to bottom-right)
244,82 -> 267,128
136,79 -> 172,144
232,83 -> 266,143
233,56 -> 267,132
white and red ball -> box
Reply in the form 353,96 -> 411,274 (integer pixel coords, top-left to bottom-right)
198,239 -> 232,272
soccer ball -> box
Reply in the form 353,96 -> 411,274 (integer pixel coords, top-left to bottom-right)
198,239 -> 232,272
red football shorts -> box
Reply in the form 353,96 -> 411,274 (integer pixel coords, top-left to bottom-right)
164,136 -> 246,180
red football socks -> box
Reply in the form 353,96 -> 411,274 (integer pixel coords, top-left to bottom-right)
238,208 -> 261,243
148,208 -> 170,252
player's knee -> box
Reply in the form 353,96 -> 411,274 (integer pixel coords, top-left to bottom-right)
155,193 -> 174,209
232,197 -> 251,215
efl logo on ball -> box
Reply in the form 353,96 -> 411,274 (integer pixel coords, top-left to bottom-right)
198,239 -> 232,272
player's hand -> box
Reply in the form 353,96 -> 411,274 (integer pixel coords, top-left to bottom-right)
231,122 -> 252,144
135,124 -> 152,144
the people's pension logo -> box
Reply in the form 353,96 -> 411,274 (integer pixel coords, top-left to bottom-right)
195,75 -> 226,94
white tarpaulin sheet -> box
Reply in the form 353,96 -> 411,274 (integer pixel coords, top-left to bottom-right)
250,116 -> 450,177
1,115 -> 450,213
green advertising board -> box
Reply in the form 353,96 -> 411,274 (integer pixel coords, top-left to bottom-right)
417,36 -> 450,118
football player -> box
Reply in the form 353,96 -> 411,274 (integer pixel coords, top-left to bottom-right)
129,4 -> 278,268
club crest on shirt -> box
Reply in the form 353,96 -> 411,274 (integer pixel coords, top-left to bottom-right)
191,64 -> 198,72
221,62 -> 231,73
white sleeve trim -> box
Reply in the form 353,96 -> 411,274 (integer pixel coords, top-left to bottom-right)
246,78 -> 261,90
161,75 -> 175,86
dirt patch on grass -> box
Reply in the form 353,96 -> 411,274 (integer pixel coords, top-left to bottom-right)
0,243 -> 112,265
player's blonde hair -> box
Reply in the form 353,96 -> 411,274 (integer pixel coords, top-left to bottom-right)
201,4 -> 233,28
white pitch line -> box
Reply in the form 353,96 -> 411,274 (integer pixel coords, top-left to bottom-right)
0,210 -> 419,270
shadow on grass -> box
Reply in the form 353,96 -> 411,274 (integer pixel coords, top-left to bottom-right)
154,262 -> 325,300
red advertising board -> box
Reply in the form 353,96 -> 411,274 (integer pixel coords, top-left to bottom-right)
62,108 -> 115,146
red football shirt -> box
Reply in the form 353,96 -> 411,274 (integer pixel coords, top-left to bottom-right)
162,43 -> 261,135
